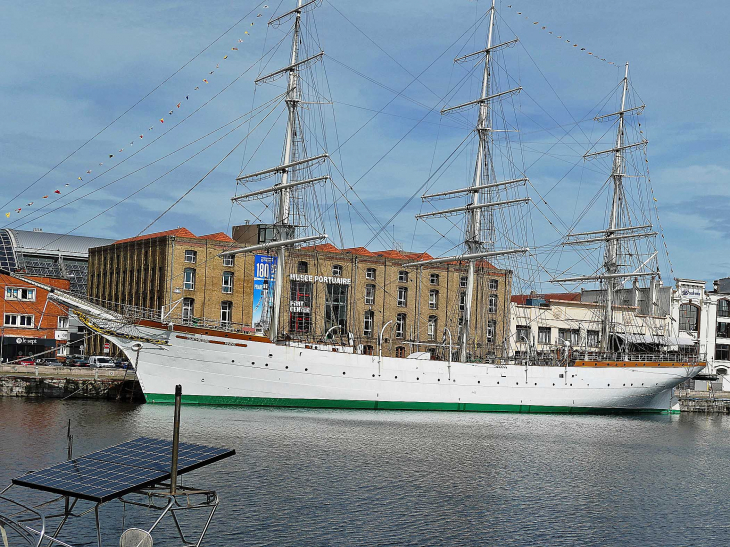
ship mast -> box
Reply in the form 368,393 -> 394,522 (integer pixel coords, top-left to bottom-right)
407,0 -> 529,362
602,63 -> 630,351
553,63 -> 656,352
223,0 -> 328,342
270,0 -> 302,344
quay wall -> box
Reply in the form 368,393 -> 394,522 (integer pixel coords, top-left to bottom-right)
677,390 -> 730,414
0,365 -> 143,402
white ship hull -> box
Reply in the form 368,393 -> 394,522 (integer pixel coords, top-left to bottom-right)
104,323 -> 702,413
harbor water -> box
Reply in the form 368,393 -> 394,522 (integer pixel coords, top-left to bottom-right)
1,398 -> 729,546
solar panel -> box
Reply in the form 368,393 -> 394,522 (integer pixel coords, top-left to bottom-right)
12,437 -> 235,503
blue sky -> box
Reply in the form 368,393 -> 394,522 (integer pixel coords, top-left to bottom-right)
1,0 -> 728,287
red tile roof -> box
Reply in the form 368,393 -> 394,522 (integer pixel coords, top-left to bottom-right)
114,228 -> 196,244
199,232 -> 235,242
299,243 -> 342,254
376,249 -> 408,259
344,247 -> 377,257
511,293 -> 581,304
403,251 -> 434,261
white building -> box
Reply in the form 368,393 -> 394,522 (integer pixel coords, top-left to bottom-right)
673,278 -> 730,389
509,294 -> 671,362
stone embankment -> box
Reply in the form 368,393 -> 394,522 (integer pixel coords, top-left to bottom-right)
0,365 -> 143,402
677,389 -> 730,414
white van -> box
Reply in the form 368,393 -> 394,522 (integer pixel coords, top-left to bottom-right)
89,356 -> 116,368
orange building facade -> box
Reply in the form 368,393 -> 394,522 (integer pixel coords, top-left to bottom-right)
0,274 -> 70,362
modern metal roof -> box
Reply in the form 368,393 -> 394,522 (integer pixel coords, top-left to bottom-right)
1,228 -> 114,259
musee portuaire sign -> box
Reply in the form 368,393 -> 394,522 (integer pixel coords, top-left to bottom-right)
289,274 -> 352,285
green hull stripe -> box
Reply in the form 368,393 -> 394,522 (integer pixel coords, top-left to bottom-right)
145,393 -> 674,415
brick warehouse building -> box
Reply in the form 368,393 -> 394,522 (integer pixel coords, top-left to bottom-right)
86,225 -> 512,359
1,273 -> 70,362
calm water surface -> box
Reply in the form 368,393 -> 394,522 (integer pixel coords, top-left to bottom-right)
1,398 -> 729,546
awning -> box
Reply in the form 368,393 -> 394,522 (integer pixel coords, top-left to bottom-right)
615,332 -> 698,346
666,334 -> 697,346
617,333 -> 667,345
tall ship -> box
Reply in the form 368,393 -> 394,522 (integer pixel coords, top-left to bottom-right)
8,0 -> 704,412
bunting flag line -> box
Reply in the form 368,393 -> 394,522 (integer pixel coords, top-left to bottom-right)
4,3 -> 273,220
506,5 -> 618,65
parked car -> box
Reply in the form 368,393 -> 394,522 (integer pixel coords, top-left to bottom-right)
18,358 -> 35,366
89,356 -> 116,368
69,359 -> 90,367
115,360 -> 133,370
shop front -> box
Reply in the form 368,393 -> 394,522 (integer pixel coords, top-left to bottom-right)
0,336 -> 57,362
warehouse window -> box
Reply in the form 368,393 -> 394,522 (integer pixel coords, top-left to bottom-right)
398,270 -> 408,283
538,327 -> 551,345
222,255 -> 234,267
222,271 -> 234,294
718,299 -> 730,318
332,264 -> 343,276
397,287 -> 408,307
183,268 -> 195,290
429,289 -> 439,310
587,330 -> 600,347
487,320 -> 496,341
297,261 -> 308,274
460,275 -> 468,288
4,314 -> 34,327
365,284 -> 375,305
184,250 -> 197,263
220,301 -> 233,326
427,315 -> 438,341
181,298 -> 195,322
489,279 -> 499,291
679,303 -> 699,333
363,311 -> 374,337
289,281 -> 312,334
5,287 -> 36,302
430,273 -> 439,286
365,267 -> 376,280
395,346 -> 406,358
395,313 -> 406,339
488,294 -> 498,313
325,283 -> 348,334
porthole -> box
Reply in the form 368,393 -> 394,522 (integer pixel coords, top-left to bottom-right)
251,362 -> 255,365
607,383 -> 610,387
477,380 -> 480,384
552,383 -> 555,386
231,360 -> 235,363
516,382 -> 519,385
268,353 -> 273,357
305,368 -> 308,371
285,366 -> 289,369
417,377 -> 419,380
343,372 -> 346,375
372,374 -> 375,377
534,383 -> 537,386
265,363 -> 268,367
438,379 -> 440,382
395,376 -> 398,379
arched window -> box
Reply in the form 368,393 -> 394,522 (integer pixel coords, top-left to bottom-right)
718,299 -> 730,318
679,303 -> 699,333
